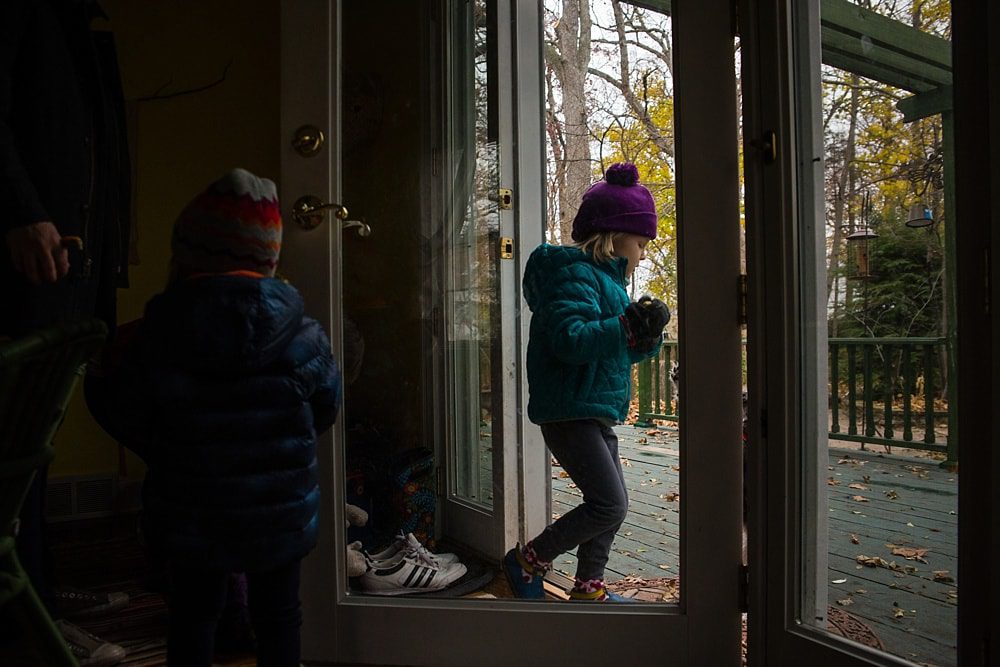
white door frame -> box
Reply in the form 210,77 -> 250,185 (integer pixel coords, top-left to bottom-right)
281,1 -> 744,664
279,1 -> 344,660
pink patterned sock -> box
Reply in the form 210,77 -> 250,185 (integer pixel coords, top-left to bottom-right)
519,541 -> 551,576
572,577 -> 608,599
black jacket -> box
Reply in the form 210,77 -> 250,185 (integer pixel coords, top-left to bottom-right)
0,0 -> 130,332
99,275 -> 342,572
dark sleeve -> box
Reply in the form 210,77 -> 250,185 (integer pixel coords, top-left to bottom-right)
0,2 -> 50,234
84,325 -> 155,460
295,318 -> 342,436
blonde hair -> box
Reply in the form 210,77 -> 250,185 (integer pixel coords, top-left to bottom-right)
573,231 -> 625,263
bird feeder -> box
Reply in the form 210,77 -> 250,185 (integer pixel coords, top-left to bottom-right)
847,228 -> 878,280
905,202 -> 934,228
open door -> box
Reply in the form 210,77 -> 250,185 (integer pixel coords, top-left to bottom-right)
743,1 -> 966,665
280,0 -> 745,664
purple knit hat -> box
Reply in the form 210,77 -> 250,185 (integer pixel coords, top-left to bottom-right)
571,163 -> 657,242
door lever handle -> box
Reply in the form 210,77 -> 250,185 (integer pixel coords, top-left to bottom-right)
343,219 -> 372,237
292,195 -> 349,230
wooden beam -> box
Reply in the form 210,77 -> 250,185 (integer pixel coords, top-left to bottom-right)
897,85 -> 954,122
820,0 -> 952,93
821,27 -> 951,91
627,0 -> 672,16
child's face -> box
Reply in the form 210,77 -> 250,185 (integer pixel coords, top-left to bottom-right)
612,233 -> 650,278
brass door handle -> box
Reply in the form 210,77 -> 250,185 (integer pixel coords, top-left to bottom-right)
292,195 -> 349,230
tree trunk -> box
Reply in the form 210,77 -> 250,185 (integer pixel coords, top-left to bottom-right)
550,0 -> 593,243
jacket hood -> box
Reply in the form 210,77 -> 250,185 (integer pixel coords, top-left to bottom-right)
143,275 -> 305,373
522,244 -> 628,310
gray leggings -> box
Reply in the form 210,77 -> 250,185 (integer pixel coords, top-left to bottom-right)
530,420 -> 628,581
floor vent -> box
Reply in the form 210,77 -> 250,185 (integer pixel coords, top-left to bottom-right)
45,475 -> 139,522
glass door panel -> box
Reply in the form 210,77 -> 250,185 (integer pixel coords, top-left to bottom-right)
445,0 -> 498,511
745,1 -> 958,665
541,0 -> 685,596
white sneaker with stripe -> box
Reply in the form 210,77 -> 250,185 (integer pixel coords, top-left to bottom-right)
360,545 -> 467,595
366,532 -> 460,568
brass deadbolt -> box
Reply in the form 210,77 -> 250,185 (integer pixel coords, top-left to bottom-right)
292,125 -> 325,157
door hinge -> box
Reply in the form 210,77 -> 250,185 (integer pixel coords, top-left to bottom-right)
738,273 -> 748,326
751,131 -> 777,164
500,236 -> 514,260
740,563 -> 749,612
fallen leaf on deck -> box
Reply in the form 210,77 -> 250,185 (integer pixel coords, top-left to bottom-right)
831,578 -> 847,584
827,478 -> 841,486
659,492 -> 679,502
558,470 -> 571,478
637,437 -> 648,444
893,608 -> 906,619
857,555 -> 889,568
932,570 -> 954,583
887,544 -> 929,563
620,457 -> 632,467
850,534 -> 860,545
848,483 -> 868,490
885,490 -> 900,500
836,598 -> 853,606
863,475 -> 871,483
851,495 -> 869,502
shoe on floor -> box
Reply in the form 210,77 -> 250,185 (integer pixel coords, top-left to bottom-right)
502,546 -> 545,600
360,547 -> 467,595
366,532 -> 459,567
568,586 -> 636,602
55,619 -> 126,666
55,588 -> 130,620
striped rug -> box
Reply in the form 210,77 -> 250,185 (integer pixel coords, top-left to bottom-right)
49,521 -> 255,667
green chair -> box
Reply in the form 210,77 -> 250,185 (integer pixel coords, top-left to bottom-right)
0,319 -> 108,667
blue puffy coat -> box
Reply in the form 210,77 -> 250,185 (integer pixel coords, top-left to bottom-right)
103,275 -> 341,573
523,244 -> 658,424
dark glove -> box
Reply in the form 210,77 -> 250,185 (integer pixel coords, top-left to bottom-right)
621,296 -> 671,351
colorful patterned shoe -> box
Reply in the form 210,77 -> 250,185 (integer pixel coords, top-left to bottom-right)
502,546 -> 546,599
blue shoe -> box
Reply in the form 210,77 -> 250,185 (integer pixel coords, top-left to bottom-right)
568,586 -> 637,602
502,547 -> 545,599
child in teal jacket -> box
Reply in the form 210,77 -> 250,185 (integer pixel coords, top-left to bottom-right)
504,163 -> 670,602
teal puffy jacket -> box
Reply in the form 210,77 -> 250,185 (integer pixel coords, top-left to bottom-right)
523,244 -> 659,424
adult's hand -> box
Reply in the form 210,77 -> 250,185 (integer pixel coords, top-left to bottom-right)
6,221 -> 69,284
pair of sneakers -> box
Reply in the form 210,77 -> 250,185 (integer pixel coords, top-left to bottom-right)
54,588 -> 130,666
502,546 -> 633,602
359,533 -> 467,595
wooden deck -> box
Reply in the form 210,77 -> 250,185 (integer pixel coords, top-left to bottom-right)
551,424 -> 958,667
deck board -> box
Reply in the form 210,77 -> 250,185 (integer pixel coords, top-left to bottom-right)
550,424 -> 957,667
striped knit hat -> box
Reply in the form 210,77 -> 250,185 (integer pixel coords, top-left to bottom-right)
171,168 -> 282,276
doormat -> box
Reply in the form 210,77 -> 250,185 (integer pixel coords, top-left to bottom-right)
826,606 -> 885,650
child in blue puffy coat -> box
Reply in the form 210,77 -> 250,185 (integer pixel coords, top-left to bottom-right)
96,169 -> 341,666
503,163 -> 670,602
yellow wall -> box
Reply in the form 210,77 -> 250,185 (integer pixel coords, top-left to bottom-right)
53,0 -> 280,477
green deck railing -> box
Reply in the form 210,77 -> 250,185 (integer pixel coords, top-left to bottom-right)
635,337 -> 953,461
